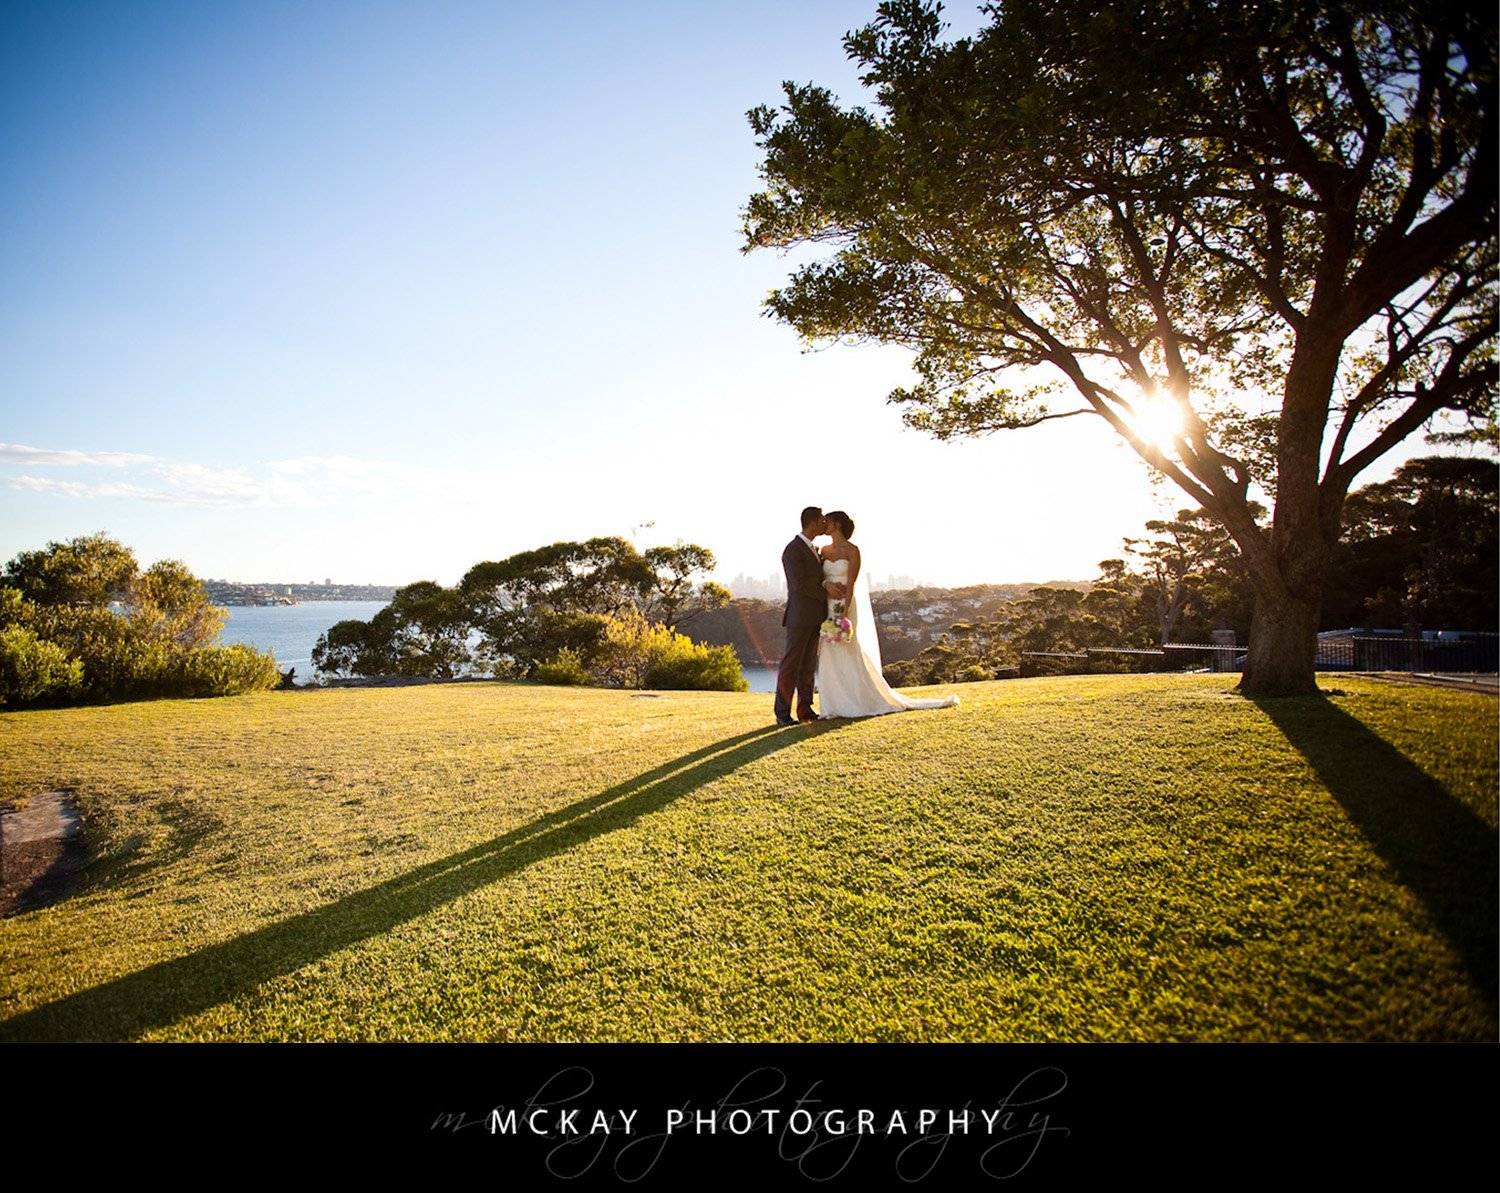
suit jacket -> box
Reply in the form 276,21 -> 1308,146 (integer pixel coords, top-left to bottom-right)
782,536 -> 829,628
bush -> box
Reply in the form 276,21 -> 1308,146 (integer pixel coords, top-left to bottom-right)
173,644 -> 283,697
592,610 -> 747,692
533,648 -> 590,686
644,636 -> 747,692
2,534 -> 279,706
0,624 -> 85,708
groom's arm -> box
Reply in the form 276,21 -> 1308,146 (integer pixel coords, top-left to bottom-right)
783,542 -> 810,592
782,540 -> 806,592
784,541 -> 834,602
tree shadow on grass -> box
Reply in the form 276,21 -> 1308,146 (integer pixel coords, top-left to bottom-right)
0,722 -> 837,1041
1253,694 -> 1498,1005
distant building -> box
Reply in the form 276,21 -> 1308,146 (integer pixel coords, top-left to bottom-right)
729,572 -> 786,599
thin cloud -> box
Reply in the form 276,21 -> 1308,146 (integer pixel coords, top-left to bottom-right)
0,442 -> 157,467
9,475 -> 94,496
157,463 -> 268,506
5,453 -> 407,508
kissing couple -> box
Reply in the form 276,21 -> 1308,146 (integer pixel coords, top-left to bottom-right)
774,505 -> 960,725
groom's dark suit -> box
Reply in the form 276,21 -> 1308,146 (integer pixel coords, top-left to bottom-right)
775,534 -> 828,723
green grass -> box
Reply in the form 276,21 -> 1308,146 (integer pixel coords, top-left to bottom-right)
0,674 -> 1494,1041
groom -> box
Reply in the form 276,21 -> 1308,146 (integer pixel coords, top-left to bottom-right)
774,506 -> 846,726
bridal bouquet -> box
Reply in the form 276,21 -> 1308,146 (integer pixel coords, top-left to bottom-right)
821,602 -> 853,644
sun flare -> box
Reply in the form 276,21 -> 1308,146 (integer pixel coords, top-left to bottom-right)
1131,393 -> 1186,448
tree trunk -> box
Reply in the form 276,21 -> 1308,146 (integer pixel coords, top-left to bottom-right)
1237,587 -> 1323,697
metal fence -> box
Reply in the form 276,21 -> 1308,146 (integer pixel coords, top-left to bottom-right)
1020,644 -> 1239,676
1311,633 -> 1498,673
1022,633 -> 1498,676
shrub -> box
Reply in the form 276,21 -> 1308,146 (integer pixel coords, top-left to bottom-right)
0,624 -> 85,708
534,648 -> 590,686
644,636 -> 747,692
173,643 -> 282,697
2,534 -> 279,705
591,609 -> 747,691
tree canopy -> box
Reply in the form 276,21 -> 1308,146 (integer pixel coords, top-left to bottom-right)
746,0 -> 1496,694
314,536 -> 741,690
457,537 -> 732,678
1325,453 -> 1498,627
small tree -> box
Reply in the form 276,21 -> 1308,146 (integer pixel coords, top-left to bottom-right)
312,618 -> 391,678
745,0 -> 1496,695
383,582 -> 474,678
128,559 -> 227,652
1125,506 -> 1263,644
4,531 -> 136,608
640,543 -> 732,630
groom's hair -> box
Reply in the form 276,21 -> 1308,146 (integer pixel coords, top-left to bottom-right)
800,506 -> 823,530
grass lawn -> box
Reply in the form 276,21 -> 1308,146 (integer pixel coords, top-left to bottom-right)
0,673 -> 1493,1042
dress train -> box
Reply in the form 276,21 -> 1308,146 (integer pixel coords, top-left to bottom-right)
816,557 -> 960,718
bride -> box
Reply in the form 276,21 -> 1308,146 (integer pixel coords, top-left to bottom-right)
816,511 -> 960,718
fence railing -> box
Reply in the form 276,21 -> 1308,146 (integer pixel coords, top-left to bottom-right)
1311,634 -> 1498,673
1020,644 -> 1238,676
1021,634 -> 1498,677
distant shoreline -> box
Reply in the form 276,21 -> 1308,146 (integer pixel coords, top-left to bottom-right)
206,583 -> 399,607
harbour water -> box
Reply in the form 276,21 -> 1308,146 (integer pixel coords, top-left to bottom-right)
740,664 -> 776,694
218,601 -> 387,674
219,602 -> 777,691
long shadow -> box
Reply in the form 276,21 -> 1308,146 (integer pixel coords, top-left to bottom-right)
1253,694 -> 1498,1005
1,723 -> 830,1041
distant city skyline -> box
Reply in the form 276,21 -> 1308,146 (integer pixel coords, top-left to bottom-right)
199,569 -> 1057,599
728,571 -> 958,598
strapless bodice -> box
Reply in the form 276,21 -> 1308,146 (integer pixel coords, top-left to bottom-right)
823,558 -> 850,581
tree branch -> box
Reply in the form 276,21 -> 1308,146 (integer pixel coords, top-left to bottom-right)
1328,319 -> 1498,489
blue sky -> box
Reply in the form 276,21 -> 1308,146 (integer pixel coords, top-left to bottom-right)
0,0 -> 1433,591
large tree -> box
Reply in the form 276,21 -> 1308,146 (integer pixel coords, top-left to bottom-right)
745,0 -> 1496,694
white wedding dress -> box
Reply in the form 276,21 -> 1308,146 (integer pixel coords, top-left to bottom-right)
817,557 -> 960,717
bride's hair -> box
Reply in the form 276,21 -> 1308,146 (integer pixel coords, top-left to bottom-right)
826,510 -> 854,538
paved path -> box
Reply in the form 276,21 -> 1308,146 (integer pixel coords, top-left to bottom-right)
1355,671 -> 1499,694
0,791 -> 83,914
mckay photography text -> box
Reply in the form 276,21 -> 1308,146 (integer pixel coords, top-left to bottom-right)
431,1064 -> 1071,1181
